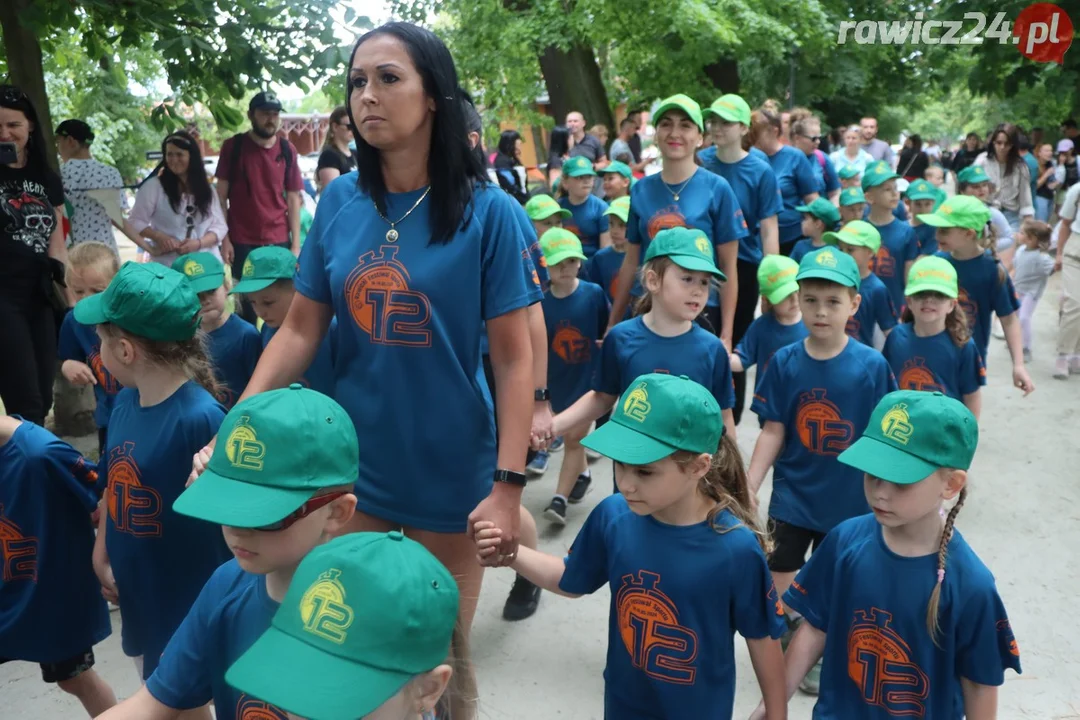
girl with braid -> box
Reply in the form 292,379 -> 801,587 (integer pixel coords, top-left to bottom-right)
750,391 -> 1021,718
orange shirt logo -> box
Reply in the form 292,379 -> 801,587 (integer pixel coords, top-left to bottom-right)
870,247 -> 895,278
647,206 -> 687,240
795,389 -> 855,456
847,608 -> 929,716
344,246 -> 432,348
898,358 -> 944,394
551,321 -> 591,364
616,570 -> 698,685
106,442 -> 162,537
236,694 -> 288,719
0,504 -> 38,582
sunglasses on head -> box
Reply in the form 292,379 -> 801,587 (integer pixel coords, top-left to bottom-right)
799,133 -> 822,142
252,491 -> 347,532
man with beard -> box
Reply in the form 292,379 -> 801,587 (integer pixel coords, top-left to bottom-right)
860,116 -> 895,167
216,91 -> 303,323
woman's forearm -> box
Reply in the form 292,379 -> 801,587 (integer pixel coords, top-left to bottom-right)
488,308 -> 533,474
239,295 -> 332,403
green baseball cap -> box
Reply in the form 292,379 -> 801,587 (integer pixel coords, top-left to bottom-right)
904,179 -> 938,202
581,373 -> 723,464
838,165 -> 861,180
173,385 -> 359,528
797,246 -> 861,289
839,187 -> 866,207
74,262 -> 201,341
795,197 -> 841,230
524,194 -> 571,221
539,227 -> 587,267
599,161 -> 633,179
823,219 -> 882,253
171,252 -> 225,294
861,160 -> 900,190
839,390 -> 978,484
644,227 -> 725,278
916,195 -> 990,233
757,255 -> 800,305
932,186 -> 947,212
604,196 -> 630,223
562,155 -> 596,177
905,256 -> 958,298
225,532 -> 458,720
230,246 -> 297,294
703,94 -> 751,126
652,94 -> 704,133
957,165 -> 990,185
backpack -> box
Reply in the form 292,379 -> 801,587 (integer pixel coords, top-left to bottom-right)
226,133 -> 294,199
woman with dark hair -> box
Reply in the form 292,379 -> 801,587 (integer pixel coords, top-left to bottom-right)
128,130 -> 226,266
897,133 -> 929,180
192,24 -> 536,716
315,106 -> 356,190
951,131 -> 983,177
546,124 -> 574,189
976,122 -> 1035,232
0,85 -> 68,426
494,129 -> 528,204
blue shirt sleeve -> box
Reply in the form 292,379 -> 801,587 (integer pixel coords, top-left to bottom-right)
584,255 -> 601,287
876,289 -> 899,331
903,226 -> 920,264
627,186 -> 643,245
713,180 -> 749,246
955,579 -> 1022,685
732,536 -> 787,640
993,270 -> 1022,319
794,152 -> 818,199
595,331 -> 622,397
734,319 -> 758,368
750,350 -> 785,421
822,155 -> 841,194
960,340 -> 987,395
41,434 -> 100,512
783,525 -> 841,631
758,166 -> 783,219
559,497 -> 616,595
481,191 -> 537,320
294,190 -> 333,305
57,314 -> 83,362
712,343 -> 736,410
597,199 -> 610,234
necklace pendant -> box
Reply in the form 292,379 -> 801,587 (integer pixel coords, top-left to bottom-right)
386,228 -> 399,243
673,194 -> 679,202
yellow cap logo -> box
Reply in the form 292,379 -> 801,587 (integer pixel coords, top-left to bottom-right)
224,415 -> 265,470
880,403 -> 914,445
942,205 -> 953,214
183,259 -> 203,277
876,161 -> 888,172
766,267 -> 797,284
694,237 -> 711,255
242,258 -> 255,277
816,250 -> 838,267
299,569 -> 354,644
622,382 -> 651,423
915,268 -> 952,281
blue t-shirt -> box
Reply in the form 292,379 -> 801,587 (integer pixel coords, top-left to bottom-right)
699,148 -> 783,264
543,281 -> 609,414
597,316 -> 735,410
559,194 -> 609,258
785,515 -> 1022,719
751,339 -> 897,533
734,313 -> 809,394
847,272 -> 898,346
101,382 -> 229,678
883,324 -> 986,399
626,168 -> 747,305
206,314 -> 261,409
479,202 -> 547,356
790,238 -> 826,264
295,176 -> 536,532
261,319 -> 338,398
147,561 -> 287,718
0,420 -> 110,663
868,218 -> 919,311
560,495 -> 786,720
912,222 -> 938,256
808,151 -> 841,197
58,312 -> 123,429
864,203 -> 910,223
585,245 -> 627,307
764,145 -> 818,245
937,250 -> 1021,363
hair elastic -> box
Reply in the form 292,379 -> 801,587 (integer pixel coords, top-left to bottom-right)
936,568 -> 945,584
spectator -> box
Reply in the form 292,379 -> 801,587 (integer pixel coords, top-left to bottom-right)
494,129 -> 528,204
566,110 -> 609,197
975,122 -> 1034,232
56,119 -> 126,248
589,123 -> 609,150
128,130 -> 227,267
626,110 -> 645,165
609,117 -> 647,174
860,116 -> 895,165
315,106 -> 356,191
1017,132 -> 1040,209
1034,142 -> 1057,222
1054,180 -> 1080,378
790,108 -> 840,202
1056,139 -> 1078,195
830,124 -> 875,177
216,91 -> 303,324
924,138 -> 942,162
0,85 -> 68,426
545,124 -> 574,190
951,132 -> 982,176
1061,118 -> 1079,142
750,100 -> 819,255
897,134 -> 929,180
780,110 -> 792,145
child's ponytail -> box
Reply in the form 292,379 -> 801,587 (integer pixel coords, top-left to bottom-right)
926,485 -> 967,646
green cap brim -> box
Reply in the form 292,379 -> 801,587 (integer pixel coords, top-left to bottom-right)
864,172 -> 900,188
545,249 -> 587,266
668,253 -> 726,279
838,435 -> 938,485
528,207 -> 572,221
604,208 -> 629,223
172,471 -> 318,527
225,626 -> 412,720
763,281 -> 799,305
565,167 -> 596,177
229,277 -> 278,295
796,267 -> 858,288
652,102 -> 704,132
581,420 -> 681,465
186,273 -> 225,295
905,279 -> 958,299
906,192 -> 938,202
915,212 -> 960,228
795,205 -> 813,213
703,106 -> 747,126
73,293 -> 109,326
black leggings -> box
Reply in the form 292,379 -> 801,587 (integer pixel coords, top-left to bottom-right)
0,296 -> 56,426
731,259 -> 760,426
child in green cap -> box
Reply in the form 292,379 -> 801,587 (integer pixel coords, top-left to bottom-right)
837,186 -> 866,226
73,262 -> 230,690
229,245 -> 338,397
478,373 -> 787,720
823,220 -> 899,348
957,165 -> 1015,251
585,196 -> 631,309
96,386 -> 359,720
173,251 -> 261,408
862,161 -> 920,313
523,193 -> 571,238
599,161 -> 632,201
226,532 -> 462,720
790,197 -> 841,263
904,179 -> 943,256
753,390 -> 1020,719
730,255 -> 808,427
883,256 -> 985,418
837,163 -> 861,189
557,156 -> 610,258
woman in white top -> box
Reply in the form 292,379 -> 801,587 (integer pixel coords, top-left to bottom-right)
128,131 -> 227,266
975,122 -> 1034,233
829,125 -> 874,177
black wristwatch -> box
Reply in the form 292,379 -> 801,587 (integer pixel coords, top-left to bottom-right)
493,469 -> 528,487
534,388 -> 550,402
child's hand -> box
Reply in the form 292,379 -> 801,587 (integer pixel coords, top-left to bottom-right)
97,565 -> 119,603
1013,365 -> 1035,396
62,360 -> 96,386
187,440 -> 216,487
472,522 -> 505,566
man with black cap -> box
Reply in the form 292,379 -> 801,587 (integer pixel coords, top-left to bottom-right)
215,90 -> 303,324
57,119 -> 126,248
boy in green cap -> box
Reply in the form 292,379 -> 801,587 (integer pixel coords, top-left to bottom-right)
762,390 -> 1020,718
226,532 -> 459,720
823,220 -> 899,347
599,161 -> 633,202
838,187 -> 866,226
97,386 -> 359,720
535,229 -> 609,524
229,245 -> 337,397
558,156 -> 611,258
523,193 -> 572,238
904,179 -> 944,256
790,197 -> 841,263
173,252 -> 261,409
862,160 -> 920,312
957,165 -> 1015,251
838,164 -> 861,189
586,196 -> 631,307
748,246 -> 897,692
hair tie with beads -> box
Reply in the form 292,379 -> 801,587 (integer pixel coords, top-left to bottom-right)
936,568 -> 945,584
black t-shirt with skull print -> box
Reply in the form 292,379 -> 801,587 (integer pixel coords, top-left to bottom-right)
0,164 -> 63,304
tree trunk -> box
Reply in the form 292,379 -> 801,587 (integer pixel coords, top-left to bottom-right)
0,0 -> 58,173
538,43 -> 614,136
704,57 -> 740,95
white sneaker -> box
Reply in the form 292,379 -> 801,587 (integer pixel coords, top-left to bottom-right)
1054,355 -> 1069,379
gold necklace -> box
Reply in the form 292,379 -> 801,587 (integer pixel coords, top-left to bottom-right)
374,186 -> 431,242
662,169 -> 695,202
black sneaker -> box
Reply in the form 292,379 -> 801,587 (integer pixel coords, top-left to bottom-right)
544,496 -> 568,525
568,473 -> 593,504
502,574 -> 541,621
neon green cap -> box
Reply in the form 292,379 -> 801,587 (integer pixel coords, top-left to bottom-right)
823,219 -> 882,253
703,94 -> 751,126
524,194 -> 572,221
757,255 -> 800,305
539,228 -> 587,266
604,196 -> 630,223
905,256 -> 958,298
652,94 -> 704,133
916,195 -> 991,233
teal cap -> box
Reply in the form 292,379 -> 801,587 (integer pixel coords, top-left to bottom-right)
839,187 -> 866,207
644,227 -> 725,278
74,262 -> 201,341
862,160 -> 900,190
172,252 -> 225,294
904,179 -> 939,202
795,197 -> 841,230
230,246 -> 297,294
599,161 -> 633,179
838,165 -> 861,180
796,246 -> 861,289
562,156 -> 596,177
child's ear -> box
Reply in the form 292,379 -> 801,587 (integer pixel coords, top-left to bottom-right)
410,665 -> 453,714
942,469 -> 966,500
117,337 -> 138,366
849,291 -> 862,316
324,493 -> 358,535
